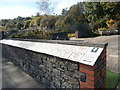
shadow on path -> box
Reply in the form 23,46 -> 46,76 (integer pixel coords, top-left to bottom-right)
2,58 -> 43,88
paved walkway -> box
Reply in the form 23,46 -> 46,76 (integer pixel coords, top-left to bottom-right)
2,58 -> 43,88
71,35 -> 119,73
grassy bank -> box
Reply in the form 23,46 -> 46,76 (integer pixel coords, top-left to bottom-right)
106,70 -> 120,89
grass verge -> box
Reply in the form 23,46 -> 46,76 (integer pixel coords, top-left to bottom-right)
106,70 -> 120,89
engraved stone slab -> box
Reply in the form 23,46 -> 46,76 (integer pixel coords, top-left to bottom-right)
44,43 -> 59,55
80,47 -> 103,66
59,45 -> 73,59
68,46 -> 90,62
34,43 -> 47,53
53,44 -> 68,57
0,39 -> 104,66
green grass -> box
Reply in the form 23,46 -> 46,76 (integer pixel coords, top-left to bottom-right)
106,70 -> 120,89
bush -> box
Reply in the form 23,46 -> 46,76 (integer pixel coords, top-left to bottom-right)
106,19 -> 117,27
98,27 -> 107,31
68,33 -> 75,38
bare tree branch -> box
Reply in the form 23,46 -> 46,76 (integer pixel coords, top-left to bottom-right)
36,0 -> 53,15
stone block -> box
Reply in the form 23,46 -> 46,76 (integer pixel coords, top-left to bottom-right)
53,78 -> 60,87
52,64 -> 56,68
60,65 -> 67,71
67,63 -> 78,71
61,82 -> 72,88
39,65 -> 45,72
46,61 -> 52,68
38,70 -> 44,76
68,78 -> 77,85
42,60 -> 48,66
53,68 -> 60,75
63,75 -> 70,82
42,55 -> 47,60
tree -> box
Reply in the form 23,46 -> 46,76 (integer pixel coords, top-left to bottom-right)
5,20 -> 16,30
40,15 -> 48,29
101,2 -> 120,20
62,8 -> 68,15
68,2 -> 86,23
46,15 -> 58,30
84,2 -> 120,29
0,19 -> 9,26
16,22 -> 24,30
55,15 -> 75,32
30,16 -> 43,27
35,16 -> 43,26
36,0 -> 53,15
36,12 -> 40,16
29,20 -> 34,27
23,20 -> 31,29
16,16 -> 24,21
84,2 -> 104,22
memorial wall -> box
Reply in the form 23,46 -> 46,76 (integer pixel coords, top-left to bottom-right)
0,39 -> 107,88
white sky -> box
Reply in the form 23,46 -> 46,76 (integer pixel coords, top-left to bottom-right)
0,0 -> 119,19
0,0 -> 82,19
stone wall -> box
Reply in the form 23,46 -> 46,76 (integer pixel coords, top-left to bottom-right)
2,44 -> 83,88
1,39 -> 107,89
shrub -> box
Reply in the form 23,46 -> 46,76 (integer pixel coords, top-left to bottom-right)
68,33 -> 75,38
106,19 -> 117,27
98,27 -> 107,31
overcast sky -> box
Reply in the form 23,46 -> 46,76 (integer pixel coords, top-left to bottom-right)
0,0 -> 82,19
0,0 -> 119,20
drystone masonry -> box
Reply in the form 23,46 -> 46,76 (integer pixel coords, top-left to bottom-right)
2,44 -> 81,88
1,39 -> 107,89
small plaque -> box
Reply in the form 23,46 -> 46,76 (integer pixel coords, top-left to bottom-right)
91,47 -> 99,53
80,47 -> 103,66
